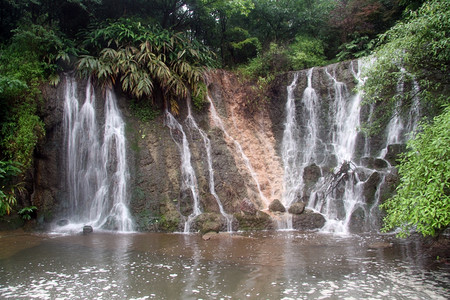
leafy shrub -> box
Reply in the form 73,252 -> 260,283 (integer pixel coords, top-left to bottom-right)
381,105 -> 450,237
238,43 -> 290,79
0,160 -> 24,216
288,35 -> 327,70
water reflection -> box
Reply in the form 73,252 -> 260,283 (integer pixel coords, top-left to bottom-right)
0,231 -> 448,299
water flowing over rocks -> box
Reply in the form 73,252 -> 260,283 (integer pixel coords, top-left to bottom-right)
30,59 -> 423,233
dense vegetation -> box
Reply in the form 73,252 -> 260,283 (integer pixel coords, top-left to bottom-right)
366,0 -> 449,237
0,0 -> 448,237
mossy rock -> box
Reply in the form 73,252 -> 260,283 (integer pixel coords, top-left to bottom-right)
158,199 -> 182,232
193,213 -> 225,234
234,211 -> 273,231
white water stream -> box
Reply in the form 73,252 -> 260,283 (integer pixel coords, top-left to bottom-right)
61,76 -> 133,232
165,111 -> 202,233
185,102 -> 233,232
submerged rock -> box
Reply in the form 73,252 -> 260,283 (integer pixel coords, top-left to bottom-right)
202,232 -> 218,241
368,242 -> 393,249
269,199 -> 286,212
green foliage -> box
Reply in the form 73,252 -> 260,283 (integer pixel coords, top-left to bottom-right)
238,43 -> 290,79
336,34 -> 376,61
18,205 -> 37,220
1,104 -> 45,168
0,160 -> 24,216
0,24 -> 55,170
77,18 -> 215,115
130,99 -> 160,122
192,81 -> 207,111
362,0 -> 450,112
288,35 -> 327,69
381,106 -> 450,237
226,27 -> 261,65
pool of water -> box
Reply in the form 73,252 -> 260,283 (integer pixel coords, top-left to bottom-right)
0,230 -> 448,299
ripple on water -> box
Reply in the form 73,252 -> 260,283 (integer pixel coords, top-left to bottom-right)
0,232 -> 448,299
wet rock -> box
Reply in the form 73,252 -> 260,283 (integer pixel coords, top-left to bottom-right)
83,225 -> 93,234
303,164 -> 321,185
363,171 -> 381,206
269,199 -> 286,213
360,157 -> 374,168
56,219 -> 69,227
385,144 -> 407,166
373,158 -> 389,170
193,213 -> 228,234
202,232 -> 218,241
348,207 -> 367,233
240,198 -> 258,215
292,210 -> 325,230
288,202 -> 305,215
158,199 -> 182,232
234,211 -> 273,231
379,169 -> 400,203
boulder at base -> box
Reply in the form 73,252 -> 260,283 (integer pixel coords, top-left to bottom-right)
292,210 -> 325,230
83,225 -> 93,234
288,202 -> 306,215
269,199 -> 286,212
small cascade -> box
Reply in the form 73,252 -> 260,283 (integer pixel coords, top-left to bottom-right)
380,68 -> 421,158
406,77 -> 421,135
62,76 -> 133,232
165,111 -> 202,233
280,72 -> 301,229
185,102 -> 233,232
380,68 -> 407,158
207,95 -> 269,207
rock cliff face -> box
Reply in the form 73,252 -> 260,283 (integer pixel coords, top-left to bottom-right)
32,60 -> 419,233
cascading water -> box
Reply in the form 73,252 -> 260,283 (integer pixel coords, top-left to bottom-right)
278,59 -> 422,234
165,111 -> 202,233
62,76 -> 133,232
185,102 -> 233,232
280,69 -> 322,229
310,61 -> 367,234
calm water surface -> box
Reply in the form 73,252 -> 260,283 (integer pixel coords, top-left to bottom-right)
0,231 -> 448,299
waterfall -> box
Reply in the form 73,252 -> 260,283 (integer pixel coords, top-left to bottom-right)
165,111 -> 202,233
62,76 -> 133,232
315,62 -> 366,234
185,103 -> 233,232
207,95 -> 269,207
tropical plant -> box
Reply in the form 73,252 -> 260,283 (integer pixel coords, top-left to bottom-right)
77,18 -> 216,115
18,206 -> 37,220
0,160 -> 25,216
381,106 -> 450,237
